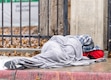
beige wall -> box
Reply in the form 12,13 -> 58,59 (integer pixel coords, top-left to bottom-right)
70,0 -> 107,49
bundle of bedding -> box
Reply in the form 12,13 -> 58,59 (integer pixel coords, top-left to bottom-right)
4,35 -> 106,70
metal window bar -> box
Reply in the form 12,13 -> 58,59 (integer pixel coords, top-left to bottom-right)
29,0 -> 31,46
11,0 -> 13,45
47,0 -> 49,36
20,0 -> 22,46
2,0 -> 4,46
38,0 -> 40,47
108,0 -> 109,51
108,0 -> 111,52
57,0 -> 59,35
63,0 -> 68,36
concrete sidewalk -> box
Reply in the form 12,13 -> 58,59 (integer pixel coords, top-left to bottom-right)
0,56 -> 111,80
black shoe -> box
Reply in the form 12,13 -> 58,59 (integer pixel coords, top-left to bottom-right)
4,61 -> 16,70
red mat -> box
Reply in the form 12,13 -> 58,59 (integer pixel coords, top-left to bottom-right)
0,70 -> 111,80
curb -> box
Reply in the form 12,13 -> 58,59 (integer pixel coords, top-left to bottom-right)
0,70 -> 111,80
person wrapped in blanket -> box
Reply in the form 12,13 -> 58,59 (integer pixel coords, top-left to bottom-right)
75,35 -> 104,59
4,34 -> 105,70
